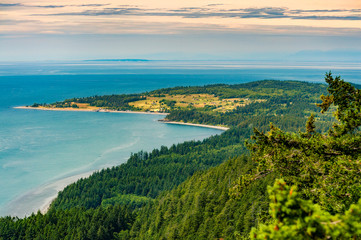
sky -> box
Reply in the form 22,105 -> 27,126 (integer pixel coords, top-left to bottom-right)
0,0 -> 361,61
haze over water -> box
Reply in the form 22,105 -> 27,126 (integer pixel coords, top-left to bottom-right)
0,61 -> 360,217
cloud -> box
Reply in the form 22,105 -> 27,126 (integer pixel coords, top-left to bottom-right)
37,6 -> 361,21
3,3 -> 360,21
33,5 -> 66,8
0,3 -> 22,7
49,7 -> 141,16
78,4 -> 109,7
293,15 -> 361,20
291,9 -> 361,14
207,4 -> 224,7
0,19 -> 36,24
2,3 -> 361,37
30,4 -> 109,9
0,3 -> 109,9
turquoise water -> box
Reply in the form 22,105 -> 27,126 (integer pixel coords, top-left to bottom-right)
0,61 -> 360,217
0,109 -> 222,217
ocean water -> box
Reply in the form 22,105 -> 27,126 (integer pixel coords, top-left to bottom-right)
0,61 -> 360,217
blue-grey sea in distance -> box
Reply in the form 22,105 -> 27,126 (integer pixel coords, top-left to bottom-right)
0,60 -> 360,217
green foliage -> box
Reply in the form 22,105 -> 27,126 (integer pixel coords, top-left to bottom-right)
77,94 -> 145,110
30,94 -> 146,111
101,194 -> 151,209
31,103 -> 42,107
236,73 -> 361,213
150,80 -> 325,101
0,205 -> 135,240
131,156 -> 272,240
305,114 -> 316,135
165,80 -> 332,131
251,179 -> 361,240
240,124 -> 361,213
318,72 -> 361,136
159,99 -> 176,108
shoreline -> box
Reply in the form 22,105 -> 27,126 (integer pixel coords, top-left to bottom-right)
3,171 -> 95,217
39,171 -> 94,214
14,106 -> 169,116
159,120 -> 229,131
10,106 -> 228,216
15,106 -> 229,130
37,123 -> 227,214
25,122 -> 227,215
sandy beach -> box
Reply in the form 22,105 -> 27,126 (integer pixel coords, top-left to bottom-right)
39,171 -> 95,214
4,171 -> 95,217
159,120 -> 229,131
14,106 -> 169,115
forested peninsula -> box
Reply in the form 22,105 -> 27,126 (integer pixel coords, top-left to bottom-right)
26,79 -> 332,130
3,73 -> 361,239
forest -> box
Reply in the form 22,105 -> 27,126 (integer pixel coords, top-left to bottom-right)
2,73 -> 361,239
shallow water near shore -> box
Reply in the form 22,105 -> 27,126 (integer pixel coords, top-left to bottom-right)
0,109 -> 222,216
0,61 -> 360,217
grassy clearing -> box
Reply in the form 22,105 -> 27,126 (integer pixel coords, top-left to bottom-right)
129,94 -> 263,112
39,102 -> 100,110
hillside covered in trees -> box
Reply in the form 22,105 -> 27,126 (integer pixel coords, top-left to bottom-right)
2,74 -> 361,239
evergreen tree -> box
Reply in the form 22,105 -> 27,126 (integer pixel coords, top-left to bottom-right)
251,179 -> 361,239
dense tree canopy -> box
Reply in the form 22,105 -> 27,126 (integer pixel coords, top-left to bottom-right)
251,179 -> 361,239
236,73 -> 361,214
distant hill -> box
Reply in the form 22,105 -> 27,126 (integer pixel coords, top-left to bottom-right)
84,59 -> 150,62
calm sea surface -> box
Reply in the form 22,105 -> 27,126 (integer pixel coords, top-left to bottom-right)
0,61 -> 360,217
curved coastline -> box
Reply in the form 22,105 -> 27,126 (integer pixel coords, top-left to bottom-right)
12,106 -> 229,215
5,171 -> 94,217
14,106 -> 230,130
14,106 -> 169,115
158,119 -> 229,131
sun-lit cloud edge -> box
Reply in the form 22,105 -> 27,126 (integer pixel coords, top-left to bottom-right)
24,5 -> 361,21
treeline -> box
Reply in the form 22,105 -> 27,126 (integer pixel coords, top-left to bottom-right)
0,205 -> 135,240
31,94 -> 145,110
149,80 -> 326,100
33,94 -> 145,110
75,94 -> 145,110
129,156 -> 273,239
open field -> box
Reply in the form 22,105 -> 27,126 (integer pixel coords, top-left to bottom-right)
129,94 -> 264,112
